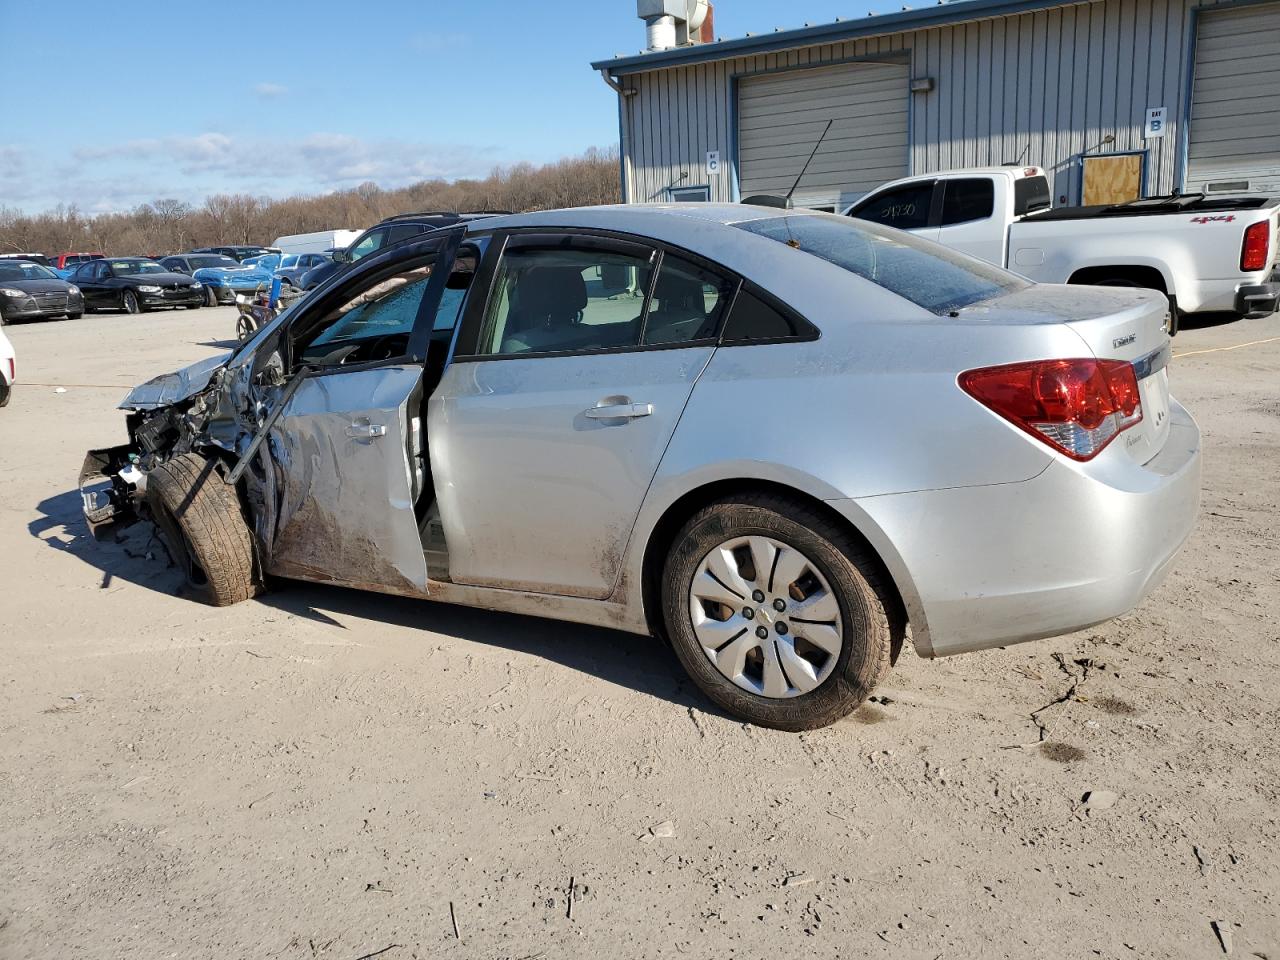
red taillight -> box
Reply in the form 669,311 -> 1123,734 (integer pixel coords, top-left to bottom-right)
1241,220 -> 1271,272
5,358 -> 12,382
959,358 -> 1143,461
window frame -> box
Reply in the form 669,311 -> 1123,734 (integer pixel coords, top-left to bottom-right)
281,228 -> 465,377
452,227 -> 784,363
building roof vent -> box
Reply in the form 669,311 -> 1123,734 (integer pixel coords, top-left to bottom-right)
637,0 -> 714,52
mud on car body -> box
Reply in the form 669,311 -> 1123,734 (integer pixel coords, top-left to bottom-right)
80,205 -> 1201,730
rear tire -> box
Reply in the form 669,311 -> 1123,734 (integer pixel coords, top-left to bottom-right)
67,312 -> 82,320
0,381 -> 10,407
660,494 -> 900,731
146,453 -> 258,606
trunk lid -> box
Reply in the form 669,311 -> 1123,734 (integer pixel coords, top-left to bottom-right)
955,284 -> 1172,464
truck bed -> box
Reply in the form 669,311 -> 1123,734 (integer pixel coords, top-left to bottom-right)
1025,194 -> 1276,221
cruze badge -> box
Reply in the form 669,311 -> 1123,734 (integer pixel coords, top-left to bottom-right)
1113,333 -> 1136,348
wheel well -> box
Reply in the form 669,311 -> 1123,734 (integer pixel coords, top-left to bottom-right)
1067,265 -> 1167,293
638,478 -> 908,639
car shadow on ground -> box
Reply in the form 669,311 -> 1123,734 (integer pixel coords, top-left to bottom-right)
31,487 -> 717,718
258,583 -> 716,715
1179,311 -> 1241,332
195,339 -> 240,349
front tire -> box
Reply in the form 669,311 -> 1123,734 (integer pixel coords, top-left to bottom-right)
67,311 -> 82,320
122,290 -> 142,314
205,286 -> 219,307
661,494 -> 899,731
146,453 -> 258,606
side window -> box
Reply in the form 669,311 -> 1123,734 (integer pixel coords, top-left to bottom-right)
642,253 -> 734,345
349,228 -> 387,261
387,223 -> 426,244
848,182 -> 935,229
939,178 -> 995,226
720,286 -> 818,343
475,243 -> 655,356
93,262 -> 111,280
295,261 -> 436,367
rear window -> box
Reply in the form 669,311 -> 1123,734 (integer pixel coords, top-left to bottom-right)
733,214 -> 1028,315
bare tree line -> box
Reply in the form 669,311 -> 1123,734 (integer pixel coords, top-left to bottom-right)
0,146 -> 621,257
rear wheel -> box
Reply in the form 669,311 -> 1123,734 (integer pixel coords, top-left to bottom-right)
122,289 -> 142,314
661,494 -> 899,730
146,453 -> 258,606
67,311 -> 82,320
0,380 -> 10,407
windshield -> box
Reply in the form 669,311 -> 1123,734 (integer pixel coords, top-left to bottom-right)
280,255 -> 301,268
189,256 -> 240,270
734,214 -> 1028,315
0,262 -> 58,281
111,260 -> 167,275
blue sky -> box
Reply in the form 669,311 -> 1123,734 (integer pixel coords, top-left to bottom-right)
0,1 -> 869,214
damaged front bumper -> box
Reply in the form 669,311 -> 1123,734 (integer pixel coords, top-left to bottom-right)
79,445 -> 146,538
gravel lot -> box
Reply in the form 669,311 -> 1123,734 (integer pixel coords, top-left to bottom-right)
1,305 -> 1277,959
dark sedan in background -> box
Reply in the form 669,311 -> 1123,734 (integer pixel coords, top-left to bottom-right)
0,259 -> 84,324
68,258 -> 204,314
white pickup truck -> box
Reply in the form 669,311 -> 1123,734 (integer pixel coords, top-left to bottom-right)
845,166 -> 1280,334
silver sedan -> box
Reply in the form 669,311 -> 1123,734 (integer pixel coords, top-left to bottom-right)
80,205 -> 1201,730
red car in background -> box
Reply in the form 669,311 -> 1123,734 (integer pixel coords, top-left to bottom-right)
51,252 -> 105,274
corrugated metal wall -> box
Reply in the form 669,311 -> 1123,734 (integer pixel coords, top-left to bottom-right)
618,0 -> 1229,206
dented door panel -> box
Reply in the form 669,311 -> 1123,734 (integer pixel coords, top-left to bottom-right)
266,364 -> 428,594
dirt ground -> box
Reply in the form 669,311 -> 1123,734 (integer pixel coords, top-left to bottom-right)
0,305 -> 1276,960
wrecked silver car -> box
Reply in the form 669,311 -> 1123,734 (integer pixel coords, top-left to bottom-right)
81,205 -> 1200,730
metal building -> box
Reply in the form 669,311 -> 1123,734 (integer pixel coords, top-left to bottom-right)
593,0 -> 1280,210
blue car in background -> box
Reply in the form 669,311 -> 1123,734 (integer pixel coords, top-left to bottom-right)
159,253 -> 275,306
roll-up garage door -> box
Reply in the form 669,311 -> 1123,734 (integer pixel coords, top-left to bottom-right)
737,60 -> 909,210
1186,2 -> 1280,194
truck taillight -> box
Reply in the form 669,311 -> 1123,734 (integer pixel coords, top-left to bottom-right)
1241,220 -> 1271,272
959,358 -> 1143,461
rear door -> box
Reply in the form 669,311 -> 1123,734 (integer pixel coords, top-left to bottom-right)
846,179 -> 937,238
257,231 -> 462,593
430,231 -> 735,599
933,177 -> 1004,265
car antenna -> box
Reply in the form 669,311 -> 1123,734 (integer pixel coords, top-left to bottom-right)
785,119 -> 834,202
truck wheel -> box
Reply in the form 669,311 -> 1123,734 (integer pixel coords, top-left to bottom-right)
147,453 -> 257,606
660,493 -> 901,731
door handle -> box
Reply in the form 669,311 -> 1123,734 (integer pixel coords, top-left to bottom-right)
346,422 -> 387,439
584,402 -> 654,420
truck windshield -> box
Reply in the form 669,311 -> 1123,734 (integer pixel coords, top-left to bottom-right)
734,214 -> 1028,315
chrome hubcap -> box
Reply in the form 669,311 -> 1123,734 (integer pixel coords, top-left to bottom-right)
689,535 -> 842,699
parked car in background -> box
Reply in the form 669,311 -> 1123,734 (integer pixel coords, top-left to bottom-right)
49,252 -> 104,277
190,245 -> 282,262
69,258 -> 203,314
274,252 -> 330,287
845,166 -> 1280,333
273,229 -> 362,256
297,211 -> 503,290
0,326 -> 13,408
0,252 -> 52,267
240,253 -> 281,273
159,253 -> 274,306
79,204 -> 1200,730
0,259 -> 84,324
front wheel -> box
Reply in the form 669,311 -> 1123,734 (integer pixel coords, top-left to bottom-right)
236,314 -> 255,341
205,286 -> 219,307
67,311 -> 82,320
661,494 -> 900,730
122,290 -> 142,314
147,453 -> 258,606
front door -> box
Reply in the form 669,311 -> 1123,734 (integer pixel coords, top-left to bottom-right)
431,232 -> 735,599
257,231 -> 462,594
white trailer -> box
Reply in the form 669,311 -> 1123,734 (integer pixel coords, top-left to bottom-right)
272,230 -> 364,256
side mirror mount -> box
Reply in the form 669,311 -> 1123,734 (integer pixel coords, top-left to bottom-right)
332,248 -> 351,263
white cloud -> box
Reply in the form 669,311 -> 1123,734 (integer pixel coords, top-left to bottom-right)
253,82 -> 289,99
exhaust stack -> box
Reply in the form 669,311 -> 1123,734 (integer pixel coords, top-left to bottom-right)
637,0 -> 713,51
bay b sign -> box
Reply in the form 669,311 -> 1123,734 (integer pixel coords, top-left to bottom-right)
1145,107 -> 1167,139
